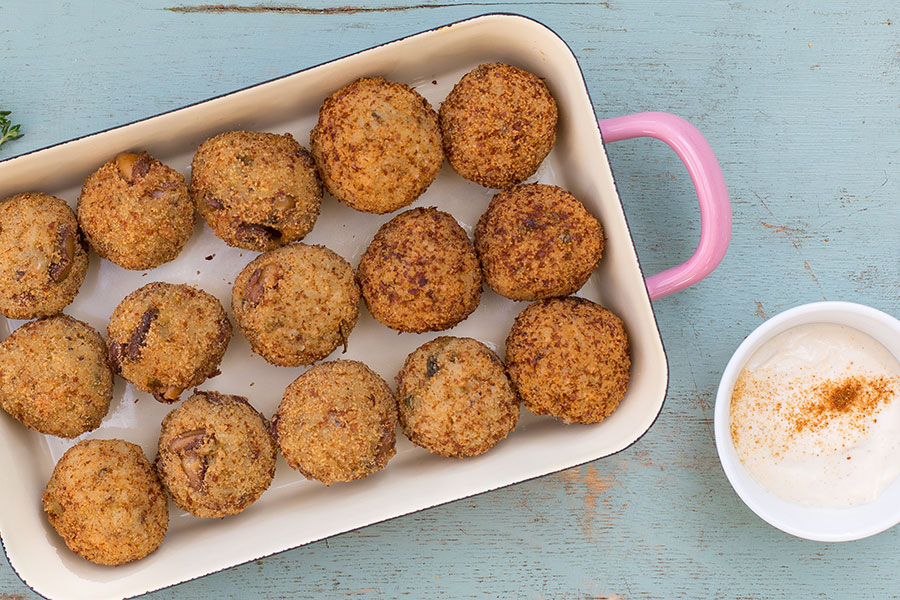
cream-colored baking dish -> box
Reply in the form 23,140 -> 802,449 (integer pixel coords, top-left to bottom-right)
0,14 -> 725,600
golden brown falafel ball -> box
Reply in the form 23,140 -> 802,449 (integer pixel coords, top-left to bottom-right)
309,77 -> 443,214
0,315 -> 112,438
191,131 -> 322,251
107,282 -> 232,403
397,336 -> 519,458
156,390 -> 276,518
439,63 -> 558,189
0,192 -> 88,319
474,184 -> 604,301
232,244 -> 360,367
43,439 -> 168,566
505,296 -> 630,424
356,207 -> 482,333
274,360 -> 397,485
78,151 -> 194,270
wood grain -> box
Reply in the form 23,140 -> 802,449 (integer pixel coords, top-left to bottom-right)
2,0 -> 900,598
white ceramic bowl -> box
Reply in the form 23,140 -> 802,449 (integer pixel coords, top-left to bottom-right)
714,301 -> 900,541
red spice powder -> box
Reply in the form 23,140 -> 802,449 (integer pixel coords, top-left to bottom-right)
792,375 -> 893,435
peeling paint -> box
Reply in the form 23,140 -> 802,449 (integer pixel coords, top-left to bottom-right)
755,301 -> 767,319
761,221 -> 808,239
802,260 -> 821,289
554,465 -> 619,540
580,465 -> 617,540
755,193 -> 825,296
850,265 -> 879,291
166,2 -> 601,14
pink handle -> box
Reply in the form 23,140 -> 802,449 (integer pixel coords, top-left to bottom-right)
598,112 -> 731,300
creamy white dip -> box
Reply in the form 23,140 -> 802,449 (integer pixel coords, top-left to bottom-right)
730,323 -> 900,508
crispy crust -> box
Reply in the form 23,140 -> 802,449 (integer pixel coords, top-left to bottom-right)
78,151 -> 194,270
274,360 -> 397,485
397,336 -> 519,458
310,77 -> 443,214
474,184 -> 604,300
191,131 -> 322,251
0,192 -> 89,319
231,243 -> 360,367
505,297 -> 630,424
107,282 -> 232,403
440,63 -> 557,189
43,439 -> 168,566
156,390 -> 276,518
0,314 -> 112,438
356,207 -> 482,333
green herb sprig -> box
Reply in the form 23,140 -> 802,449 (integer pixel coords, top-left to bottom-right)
0,110 -> 24,150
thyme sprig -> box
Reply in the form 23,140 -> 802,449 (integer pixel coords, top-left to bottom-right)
0,110 -> 23,150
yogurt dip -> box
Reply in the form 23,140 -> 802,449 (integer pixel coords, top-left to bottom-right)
730,322 -> 900,508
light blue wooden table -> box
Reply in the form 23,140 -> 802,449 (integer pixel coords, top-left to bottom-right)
2,1 -> 899,598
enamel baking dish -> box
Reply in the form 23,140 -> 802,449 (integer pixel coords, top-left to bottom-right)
0,14 -> 730,600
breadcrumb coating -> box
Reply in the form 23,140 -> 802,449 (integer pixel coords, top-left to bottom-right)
440,63 -> 557,189
107,282 -> 232,403
274,360 -> 397,485
0,192 -> 88,319
310,77 -> 443,214
397,336 -> 519,458
191,131 -> 322,251
232,243 -> 360,366
505,297 -> 630,424
0,314 -> 112,438
43,439 -> 168,566
475,184 -> 603,300
356,207 -> 482,333
78,151 -> 194,270
156,390 -> 276,518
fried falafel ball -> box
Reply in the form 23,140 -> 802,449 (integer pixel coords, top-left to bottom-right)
474,184 -> 604,300
107,282 -> 232,403
78,151 -> 194,270
156,390 -> 276,518
505,296 -> 630,424
0,315 -> 112,438
43,439 -> 168,566
439,63 -> 558,189
0,192 -> 88,319
309,77 -> 443,214
274,360 -> 397,485
232,244 -> 360,367
397,336 -> 519,458
190,131 -> 322,251
356,207 -> 482,333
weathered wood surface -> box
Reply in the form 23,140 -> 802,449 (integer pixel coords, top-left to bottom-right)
1,0 -> 899,598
